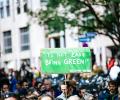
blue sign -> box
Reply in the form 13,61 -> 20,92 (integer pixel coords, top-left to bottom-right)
79,37 -> 91,42
86,32 -> 97,37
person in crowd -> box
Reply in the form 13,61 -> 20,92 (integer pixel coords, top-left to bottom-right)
1,83 -> 10,93
4,97 -> 17,100
69,80 -> 77,95
19,62 -> 33,82
9,70 -> 18,92
118,85 -> 120,99
67,95 -> 80,100
25,87 -> 39,99
0,82 -> 20,100
56,81 -> 74,100
109,59 -> 120,80
0,68 -> 7,88
56,82 -> 67,100
14,81 -> 22,94
98,80 -> 118,100
3,93 -> 20,100
42,78 -> 55,97
0,82 -> 10,99
77,85 -> 93,100
34,81 -> 42,94
106,57 -> 115,71
18,79 -> 29,99
38,94 -> 54,100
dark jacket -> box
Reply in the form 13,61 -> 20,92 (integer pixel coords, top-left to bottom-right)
98,89 -> 118,100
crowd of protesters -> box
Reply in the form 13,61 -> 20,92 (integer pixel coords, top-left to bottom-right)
1,58 -> 120,100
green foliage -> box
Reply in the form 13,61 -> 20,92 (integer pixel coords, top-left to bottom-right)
112,0 -> 120,3
47,0 -> 62,8
104,13 -> 116,24
69,19 -> 78,26
83,10 -> 94,18
68,0 -> 85,13
33,0 -> 120,47
46,15 -> 67,33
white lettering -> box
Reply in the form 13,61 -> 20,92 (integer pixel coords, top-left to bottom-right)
72,52 -> 85,58
52,61 -> 61,65
57,52 -> 67,57
45,60 -> 51,66
45,60 -> 61,66
64,59 -> 85,64
64,59 -> 68,64
72,59 -> 76,64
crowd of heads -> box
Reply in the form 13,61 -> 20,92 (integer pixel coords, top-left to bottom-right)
0,60 -> 120,100
0,70 -> 95,100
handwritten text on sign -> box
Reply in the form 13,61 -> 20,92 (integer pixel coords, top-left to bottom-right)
41,48 -> 91,74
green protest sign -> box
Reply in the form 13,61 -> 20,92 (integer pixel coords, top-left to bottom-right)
41,48 -> 91,74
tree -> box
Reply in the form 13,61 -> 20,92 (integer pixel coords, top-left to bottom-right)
30,0 -> 120,55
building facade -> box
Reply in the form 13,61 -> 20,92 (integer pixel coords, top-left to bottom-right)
0,0 -> 79,71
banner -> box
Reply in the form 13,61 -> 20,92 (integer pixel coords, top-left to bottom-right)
41,48 -> 91,74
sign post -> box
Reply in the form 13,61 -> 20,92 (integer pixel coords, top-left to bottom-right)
86,32 -> 97,38
41,48 -> 91,74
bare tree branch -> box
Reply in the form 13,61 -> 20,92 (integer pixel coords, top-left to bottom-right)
97,31 -> 119,48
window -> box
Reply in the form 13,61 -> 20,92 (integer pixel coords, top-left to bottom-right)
6,0 -> 10,16
54,37 -> 60,48
0,2 -> 4,18
20,27 -> 30,51
49,37 -> 60,48
16,0 -> 21,14
3,31 -> 12,53
23,0 -> 28,12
